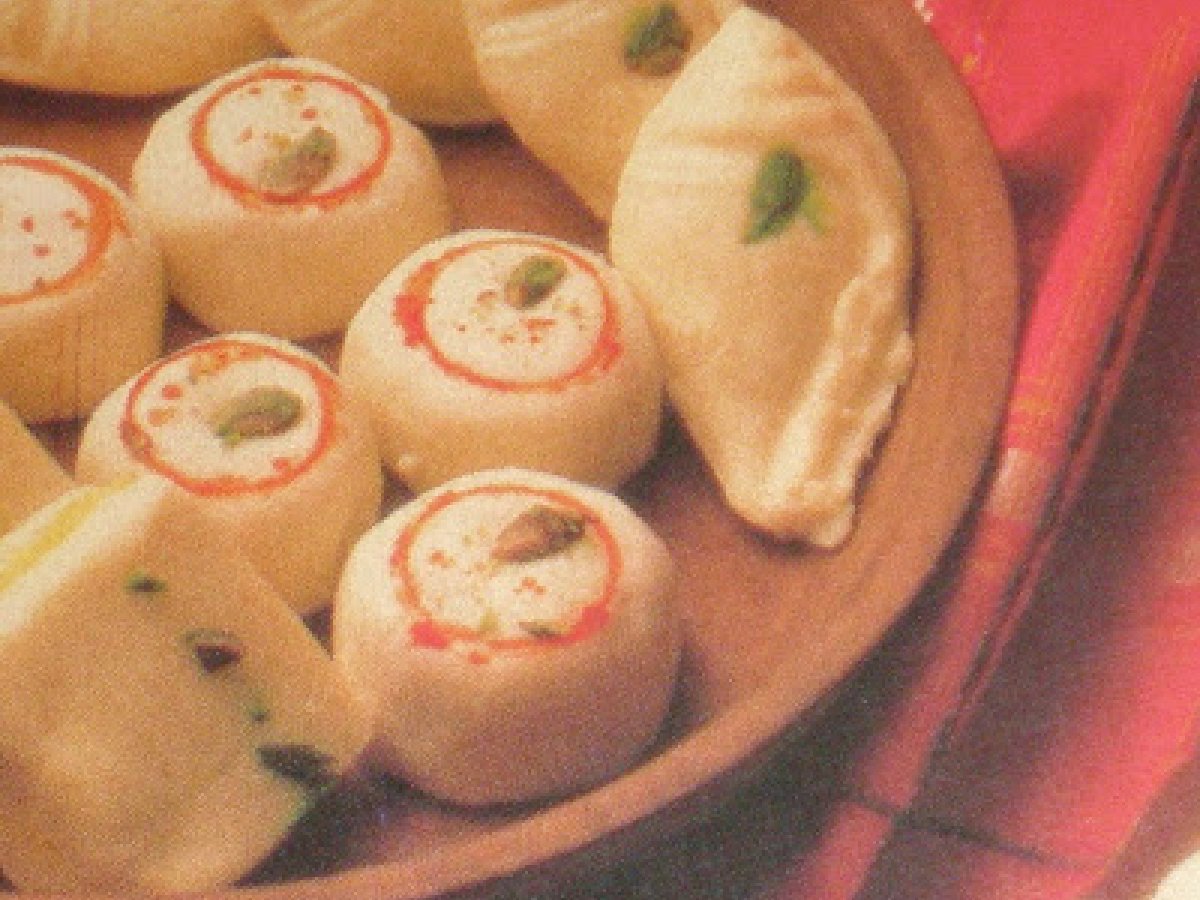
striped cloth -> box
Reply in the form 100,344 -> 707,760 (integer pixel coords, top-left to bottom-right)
775,0 -> 1200,897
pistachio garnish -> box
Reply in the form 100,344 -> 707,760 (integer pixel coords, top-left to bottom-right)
125,570 -> 167,596
184,628 -> 245,673
623,3 -> 692,76
504,254 -> 568,309
743,146 -> 819,243
258,125 -> 338,197
492,504 -> 587,563
211,386 -> 304,448
257,743 -> 337,793
520,620 -> 567,640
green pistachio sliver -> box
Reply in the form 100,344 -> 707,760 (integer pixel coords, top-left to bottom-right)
504,254 -> 568,309
211,386 -> 305,448
183,627 -> 245,674
258,125 -> 338,197
743,147 -> 819,244
624,2 -> 692,76
520,620 -> 567,640
491,504 -> 587,564
125,570 -> 167,596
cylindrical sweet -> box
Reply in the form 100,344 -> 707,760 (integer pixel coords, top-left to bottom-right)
340,229 -> 664,493
0,148 -> 167,423
132,57 -> 451,339
76,332 -> 383,615
332,467 -> 681,806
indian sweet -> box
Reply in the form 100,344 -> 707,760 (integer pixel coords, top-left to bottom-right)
0,148 -> 167,422
252,0 -> 497,127
340,229 -> 664,493
463,0 -> 736,218
0,397 -> 73,534
131,57 -> 451,339
609,5 -> 914,546
0,476 -> 370,893
0,0 -> 277,96
332,467 -> 681,806
76,332 -> 383,616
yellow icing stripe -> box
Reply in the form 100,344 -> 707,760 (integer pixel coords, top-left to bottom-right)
0,482 -> 124,594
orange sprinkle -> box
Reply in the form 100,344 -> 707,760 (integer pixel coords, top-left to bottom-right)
145,407 -> 176,427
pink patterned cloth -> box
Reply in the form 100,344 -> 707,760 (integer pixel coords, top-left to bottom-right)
775,0 -> 1200,896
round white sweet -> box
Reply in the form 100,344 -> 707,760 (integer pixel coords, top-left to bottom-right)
332,467 -> 681,806
75,332 -> 383,615
252,0 -> 497,127
0,148 -> 166,423
0,0 -> 277,96
131,57 -> 451,340
340,229 -> 664,493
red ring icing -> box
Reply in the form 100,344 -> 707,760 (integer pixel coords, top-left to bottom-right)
119,337 -> 339,497
189,64 -> 392,210
392,483 -> 621,653
0,154 -> 124,306
393,236 -> 623,392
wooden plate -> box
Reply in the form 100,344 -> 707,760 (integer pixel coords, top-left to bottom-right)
0,0 -> 1018,895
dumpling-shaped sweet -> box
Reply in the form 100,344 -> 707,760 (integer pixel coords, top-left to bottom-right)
0,148 -> 167,423
609,6 -> 914,547
463,0 -> 737,219
76,332 -> 383,615
0,477 -> 369,893
132,57 -> 451,339
332,467 -> 681,806
0,0 -> 277,96
252,0 -> 497,127
340,228 -> 664,493
0,398 -> 72,534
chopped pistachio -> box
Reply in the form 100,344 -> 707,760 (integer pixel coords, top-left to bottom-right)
248,699 -> 272,725
520,620 -> 567,640
125,570 -> 167,596
211,386 -> 304,448
504,254 -> 568,309
492,504 -> 587,564
476,608 -> 500,636
257,743 -> 337,793
183,628 -> 245,673
743,147 -> 819,243
257,125 -> 338,197
623,3 -> 692,76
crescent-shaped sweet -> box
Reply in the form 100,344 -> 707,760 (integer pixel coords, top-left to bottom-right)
340,228 -> 664,493
0,0 -> 277,96
609,6 -> 915,546
131,57 -> 451,340
76,332 -> 383,615
463,0 -> 737,219
251,0 -> 498,127
0,148 -> 167,423
332,467 -> 681,806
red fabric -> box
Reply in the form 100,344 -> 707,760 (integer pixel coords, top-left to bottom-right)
775,1 -> 1200,897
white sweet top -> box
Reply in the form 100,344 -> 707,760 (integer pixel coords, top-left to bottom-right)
0,152 -> 119,301
393,482 -> 619,652
189,61 -> 391,206
119,335 -> 337,497
395,234 -> 622,391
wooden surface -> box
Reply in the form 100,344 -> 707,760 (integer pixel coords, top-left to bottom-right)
0,0 -> 1018,895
